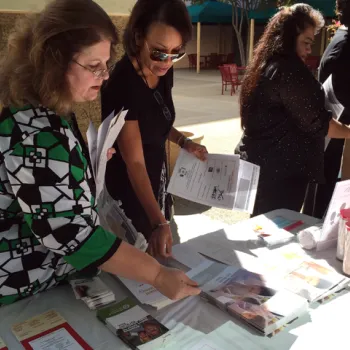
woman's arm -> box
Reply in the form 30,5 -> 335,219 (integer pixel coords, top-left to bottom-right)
118,121 -> 166,228
117,121 -> 172,257
100,241 -> 200,300
168,126 -> 185,146
168,127 -> 208,161
328,118 -> 350,139
5,126 -> 199,300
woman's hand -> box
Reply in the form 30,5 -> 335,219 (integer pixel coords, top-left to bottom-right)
184,141 -> 208,161
147,224 -> 173,258
153,265 -> 201,300
107,148 -> 116,160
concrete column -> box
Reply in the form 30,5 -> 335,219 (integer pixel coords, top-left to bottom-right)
197,22 -> 201,74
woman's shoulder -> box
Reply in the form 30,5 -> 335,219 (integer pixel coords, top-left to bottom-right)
0,105 -> 73,146
264,54 -> 308,81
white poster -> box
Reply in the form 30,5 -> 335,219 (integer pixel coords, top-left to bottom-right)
167,150 -> 259,213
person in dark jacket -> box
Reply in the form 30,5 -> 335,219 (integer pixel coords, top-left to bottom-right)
303,0 -> 350,218
235,3 -> 350,217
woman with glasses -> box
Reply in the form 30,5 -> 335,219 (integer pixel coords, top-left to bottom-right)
0,0 -> 200,307
101,0 -> 208,258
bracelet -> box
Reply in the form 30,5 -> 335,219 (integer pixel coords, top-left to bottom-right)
180,137 -> 191,148
177,134 -> 185,147
152,221 -> 170,232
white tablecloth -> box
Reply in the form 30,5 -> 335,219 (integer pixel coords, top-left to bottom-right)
0,209 -> 346,349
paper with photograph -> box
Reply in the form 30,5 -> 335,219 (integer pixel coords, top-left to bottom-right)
197,262 -> 308,335
167,150 -> 259,213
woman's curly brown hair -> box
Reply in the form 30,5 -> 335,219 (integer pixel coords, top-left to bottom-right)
240,3 -> 324,129
0,0 -> 118,115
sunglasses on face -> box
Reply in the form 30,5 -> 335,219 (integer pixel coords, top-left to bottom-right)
145,42 -> 186,63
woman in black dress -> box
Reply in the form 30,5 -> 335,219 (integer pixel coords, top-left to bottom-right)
101,0 -> 208,258
235,4 -> 350,217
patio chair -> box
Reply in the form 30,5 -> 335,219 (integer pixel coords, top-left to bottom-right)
219,65 -> 238,95
188,53 -> 204,69
208,53 -> 220,69
223,64 -> 241,93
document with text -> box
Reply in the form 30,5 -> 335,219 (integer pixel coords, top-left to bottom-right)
167,150 -> 260,213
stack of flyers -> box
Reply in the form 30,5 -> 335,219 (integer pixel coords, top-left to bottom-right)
70,277 -> 116,310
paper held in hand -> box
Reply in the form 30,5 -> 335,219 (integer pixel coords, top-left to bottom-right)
323,74 -> 345,150
86,109 -> 148,251
167,150 -> 260,213
86,108 -> 127,199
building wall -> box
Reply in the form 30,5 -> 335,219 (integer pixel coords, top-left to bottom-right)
174,24 -> 234,69
0,0 -> 136,14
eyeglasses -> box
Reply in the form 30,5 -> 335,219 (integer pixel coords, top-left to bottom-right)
153,90 -> 172,121
145,42 -> 186,63
72,60 -> 114,79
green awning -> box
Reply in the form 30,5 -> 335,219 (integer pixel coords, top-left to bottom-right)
187,0 -> 233,24
249,0 -> 336,21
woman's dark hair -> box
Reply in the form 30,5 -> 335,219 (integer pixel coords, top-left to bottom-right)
337,0 -> 350,27
123,0 -> 192,57
240,3 -> 324,129
0,0 -> 118,115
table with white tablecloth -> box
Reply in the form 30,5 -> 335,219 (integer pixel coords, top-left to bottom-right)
0,209 -> 347,350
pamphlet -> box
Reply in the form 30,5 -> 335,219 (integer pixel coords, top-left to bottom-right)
97,297 -> 170,350
11,310 -> 92,350
167,150 -> 260,213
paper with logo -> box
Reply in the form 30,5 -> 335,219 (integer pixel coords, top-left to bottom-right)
0,337 -> 8,350
11,310 -> 92,350
317,179 -> 350,251
167,150 -> 260,213
97,297 -> 170,350
323,74 -> 345,149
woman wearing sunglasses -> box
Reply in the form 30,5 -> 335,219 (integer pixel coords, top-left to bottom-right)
101,0 -> 208,258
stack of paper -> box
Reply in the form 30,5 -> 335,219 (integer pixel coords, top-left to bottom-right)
86,109 -> 148,252
70,277 -> 115,310
117,277 -> 175,310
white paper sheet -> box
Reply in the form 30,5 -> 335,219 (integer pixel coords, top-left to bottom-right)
317,179 -> 350,251
167,150 -> 260,213
95,110 -> 127,198
86,122 -> 98,178
28,328 -> 85,350
323,74 -> 345,150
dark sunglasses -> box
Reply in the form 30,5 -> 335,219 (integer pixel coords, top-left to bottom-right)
153,90 -> 172,121
146,42 -> 186,63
